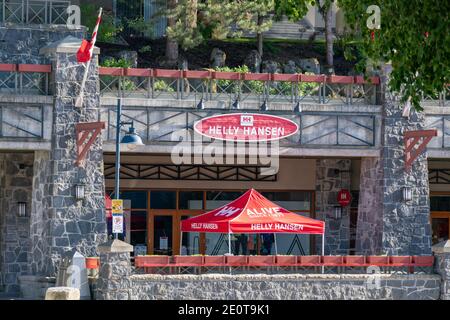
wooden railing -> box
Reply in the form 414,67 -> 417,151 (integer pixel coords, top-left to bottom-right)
134,255 -> 434,274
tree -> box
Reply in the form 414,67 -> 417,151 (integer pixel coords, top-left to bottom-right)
165,0 -> 276,57
315,0 -> 335,72
166,0 -> 180,63
338,0 -> 450,110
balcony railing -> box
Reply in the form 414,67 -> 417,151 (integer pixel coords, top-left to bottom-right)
99,67 -> 381,106
0,63 -> 51,95
100,107 -> 376,146
0,104 -> 44,138
0,0 -> 70,24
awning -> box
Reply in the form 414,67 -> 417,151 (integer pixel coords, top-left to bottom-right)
181,189 -> 325,234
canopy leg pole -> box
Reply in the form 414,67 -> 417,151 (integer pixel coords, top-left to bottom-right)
321,234 -> 325,274
180,231 -> 183,255
274,233 -> 278,255
228,232 -> 232,275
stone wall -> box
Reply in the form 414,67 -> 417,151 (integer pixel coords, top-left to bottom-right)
380,65 -> 432,256
36,39 -> 108,275
127,274 -> 441,300
356,157 -> 383,255
315,159 -> 351,255
0,25 -> 85,64
0,153 -> 34,294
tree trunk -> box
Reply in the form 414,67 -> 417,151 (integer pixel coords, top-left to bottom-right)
257,14 -> 264,58
166,0 -> 179,63
324,6 -> 334,72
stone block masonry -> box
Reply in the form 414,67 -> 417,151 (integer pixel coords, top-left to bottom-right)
0,153 -> 34,294
32,37 -> 108,276
315,159 -> 351,255
128,273 -> 440,300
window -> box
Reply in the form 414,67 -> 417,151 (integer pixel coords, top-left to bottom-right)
119,191 -> 147,209
179,191 -> 203,210
150,191 -> 176,209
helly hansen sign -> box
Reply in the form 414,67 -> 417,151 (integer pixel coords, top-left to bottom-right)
193,113 -> 299,142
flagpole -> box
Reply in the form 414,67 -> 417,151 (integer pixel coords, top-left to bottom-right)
75,7 -> 103,108
75,60 -> 92,108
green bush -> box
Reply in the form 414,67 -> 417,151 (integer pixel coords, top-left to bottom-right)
100,58 -> 136,91
154,80 -> 175,92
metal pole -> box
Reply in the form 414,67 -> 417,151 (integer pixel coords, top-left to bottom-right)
274,233 -> 278,255
228,231 -> 231,255
114,98 -> 122,240
180,231 -> 183,255
321,233 -> 325,274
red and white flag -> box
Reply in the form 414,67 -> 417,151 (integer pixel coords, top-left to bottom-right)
77,7 -> 103,63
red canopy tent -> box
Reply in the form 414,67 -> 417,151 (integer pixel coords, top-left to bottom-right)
181,189 -> 325,255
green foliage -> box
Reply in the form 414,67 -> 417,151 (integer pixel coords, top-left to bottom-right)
274,0 -> 311,21
101,58 -> 133,68
139,45 -> 152,54
338,0 -> 450,110
166,0 -> 277,51
125,17 -> 154,36
80,4 -> 122,42
154,80 -> 175,92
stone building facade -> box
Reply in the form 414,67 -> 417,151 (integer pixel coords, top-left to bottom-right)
0,18 -> 448,299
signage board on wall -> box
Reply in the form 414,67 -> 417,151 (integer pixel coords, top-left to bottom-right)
337,189 -> 352,207
193,113 -> 299,142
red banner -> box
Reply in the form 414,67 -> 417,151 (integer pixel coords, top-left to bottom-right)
194,113 -> 299,142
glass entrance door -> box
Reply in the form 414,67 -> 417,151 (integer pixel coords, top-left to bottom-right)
153,215 -> 173,255
430,194 -> 450,245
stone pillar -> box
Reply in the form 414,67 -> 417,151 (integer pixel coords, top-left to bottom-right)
0,153 -> 34,294
432,240 -> 450,300
32,36 -> 108,276
96,240 -> 133,300
315,159 -> 351,255
355,157 -> 383,255
380,64 -> 432,255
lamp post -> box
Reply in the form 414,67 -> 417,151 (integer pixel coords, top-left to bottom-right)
114,98 -> 144,239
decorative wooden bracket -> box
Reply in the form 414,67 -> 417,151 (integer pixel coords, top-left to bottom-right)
404,129 -> 437,171
75,121 -> 105,166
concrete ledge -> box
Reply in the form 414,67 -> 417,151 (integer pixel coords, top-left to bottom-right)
45,287 -> 80,300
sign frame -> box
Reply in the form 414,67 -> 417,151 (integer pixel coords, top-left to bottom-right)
193,112 -> 299,142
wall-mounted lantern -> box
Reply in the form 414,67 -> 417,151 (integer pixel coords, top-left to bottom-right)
402,186 -> 413,202
75,184 -> 86,200
17,202 -> 27,217
333,206 -> 342,219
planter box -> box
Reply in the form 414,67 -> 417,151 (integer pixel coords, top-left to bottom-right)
85,257 -> 100,269
173,255 -> 204,266
275,255 -> 297,266
298,255 -> 321,266
366,256 -> 389,265
225,255 -> 248,266
390,256 -> 412,265
322,256 -> 344,266
413,256 -> 434,266
345,256 -> 366,266
248,255 -> 275,266
203,256 -> 225,266
135,255 -> 170,267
